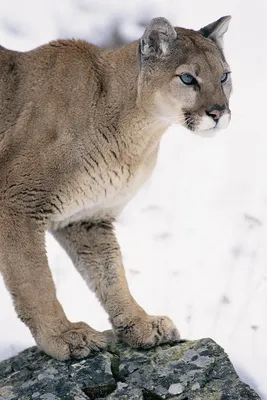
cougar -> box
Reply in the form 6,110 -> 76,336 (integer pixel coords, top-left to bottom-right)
0,16 -> 232,360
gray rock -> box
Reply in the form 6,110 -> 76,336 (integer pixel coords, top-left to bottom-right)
0,337 -> 261,399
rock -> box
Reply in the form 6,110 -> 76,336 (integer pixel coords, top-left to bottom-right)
0,337 -> 260,399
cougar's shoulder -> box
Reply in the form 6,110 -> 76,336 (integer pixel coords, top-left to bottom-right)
19,40 -> 106,108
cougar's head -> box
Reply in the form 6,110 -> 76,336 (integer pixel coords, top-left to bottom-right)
138,16 -> 232,135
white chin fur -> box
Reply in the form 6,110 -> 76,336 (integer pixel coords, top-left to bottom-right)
196,115 -> 216,131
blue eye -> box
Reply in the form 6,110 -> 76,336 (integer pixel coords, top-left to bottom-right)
221,72 -> 229,83
179,73 -> 196,85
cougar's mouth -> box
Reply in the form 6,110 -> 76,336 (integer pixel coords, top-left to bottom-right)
183,111 -> 231,134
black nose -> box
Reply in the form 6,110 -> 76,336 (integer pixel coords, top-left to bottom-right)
206,104 -> 226,121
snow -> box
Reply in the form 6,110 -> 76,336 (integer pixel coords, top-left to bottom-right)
0,0 -> 266,398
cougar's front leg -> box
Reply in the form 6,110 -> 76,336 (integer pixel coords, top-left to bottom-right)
0,214 -> 106,360
53,220 -> 180,349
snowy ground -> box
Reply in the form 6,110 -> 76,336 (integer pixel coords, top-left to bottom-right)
0,0 -> 266,398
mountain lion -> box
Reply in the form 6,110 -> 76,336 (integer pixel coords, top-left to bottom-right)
0,16 -> 232,360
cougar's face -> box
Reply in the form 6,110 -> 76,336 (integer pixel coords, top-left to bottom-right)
168,39 -> 232,134
139,17 -> 232,135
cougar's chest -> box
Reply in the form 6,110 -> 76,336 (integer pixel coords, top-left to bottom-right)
51,146 -> 158,230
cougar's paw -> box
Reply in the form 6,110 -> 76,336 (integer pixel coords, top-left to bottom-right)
37,321 -> 107,360
113,314 -> 180,349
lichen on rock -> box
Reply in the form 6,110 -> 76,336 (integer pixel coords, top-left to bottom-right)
0,336 -> 261,399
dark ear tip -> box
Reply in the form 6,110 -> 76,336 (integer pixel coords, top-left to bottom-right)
219,15 -> 232,25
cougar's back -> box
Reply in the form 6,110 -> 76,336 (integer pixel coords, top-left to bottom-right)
0,48 -> 23,133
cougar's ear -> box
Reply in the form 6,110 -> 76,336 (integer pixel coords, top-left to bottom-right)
140,17 -> 177,58
199,16 -> 231,49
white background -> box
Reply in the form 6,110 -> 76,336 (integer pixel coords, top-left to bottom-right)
0,0 -> 266,397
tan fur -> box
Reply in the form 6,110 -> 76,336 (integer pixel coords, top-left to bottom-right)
0,16 -> 232,359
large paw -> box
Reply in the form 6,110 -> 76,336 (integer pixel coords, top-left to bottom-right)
36,321 -> 107,360
113,314 -> 180,349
